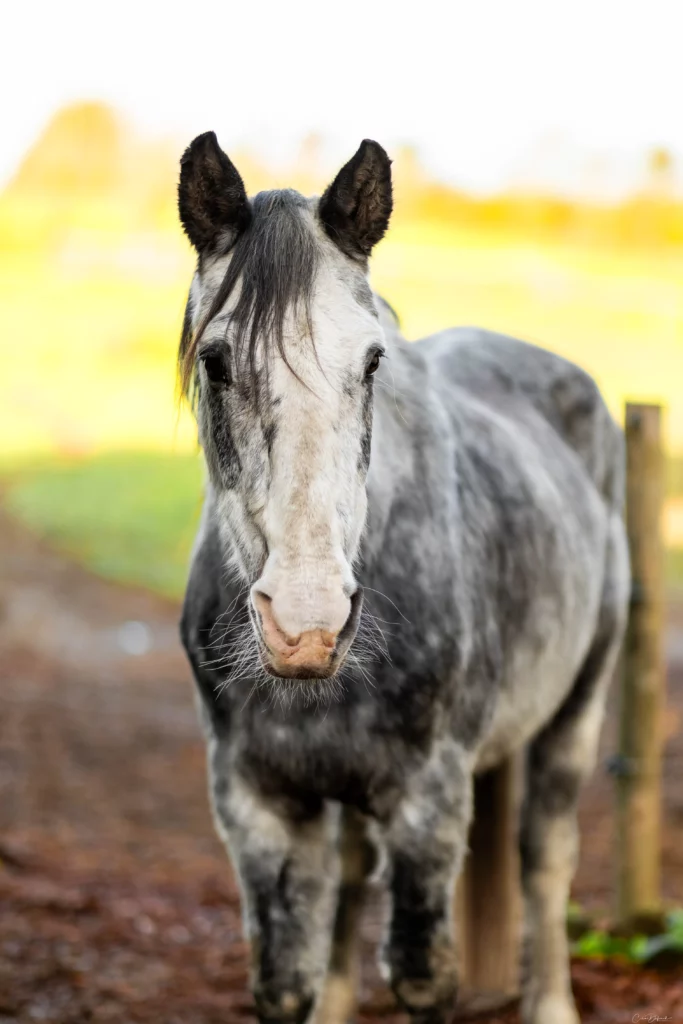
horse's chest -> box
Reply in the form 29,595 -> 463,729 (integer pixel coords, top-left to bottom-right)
239,707 -> 406,814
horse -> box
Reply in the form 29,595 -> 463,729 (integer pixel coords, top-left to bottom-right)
177,133 -> 630,1024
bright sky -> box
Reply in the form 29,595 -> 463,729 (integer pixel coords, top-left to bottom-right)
4,0 -> 681,194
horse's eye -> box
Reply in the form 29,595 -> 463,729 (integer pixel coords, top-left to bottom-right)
201,352 -> 230,386
365,351 -> 383,377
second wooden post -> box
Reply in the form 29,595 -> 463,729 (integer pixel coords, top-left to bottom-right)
454,756 -> 522,1016
616,402 -> 665,924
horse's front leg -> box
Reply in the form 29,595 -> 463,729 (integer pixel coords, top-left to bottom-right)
381,741 -> 473,1024
209,748 -> 339,1024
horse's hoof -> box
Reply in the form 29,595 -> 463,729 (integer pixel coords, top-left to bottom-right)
255,985 -> 315,1024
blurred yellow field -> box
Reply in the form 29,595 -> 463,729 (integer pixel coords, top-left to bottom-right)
2,223 -> 682,459
2,102 -> 683,461
0,249 -> 196,457
374,223 -> 683,450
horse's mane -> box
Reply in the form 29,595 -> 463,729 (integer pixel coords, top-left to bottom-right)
179,189 -> 319,397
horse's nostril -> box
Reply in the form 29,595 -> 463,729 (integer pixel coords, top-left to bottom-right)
339,587 -> 364,642
252,591 -> 301,647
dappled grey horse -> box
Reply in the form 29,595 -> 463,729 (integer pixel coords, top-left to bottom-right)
178,133 -> 630,1024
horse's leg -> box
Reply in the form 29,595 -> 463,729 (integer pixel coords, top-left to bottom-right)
381,741 -> 473,1024
520,524 -> 628,1024
315,807 -> 375,1024
209,749 -> 339,1024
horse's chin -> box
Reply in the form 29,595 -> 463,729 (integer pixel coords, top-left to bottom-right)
259,652 -> 344,682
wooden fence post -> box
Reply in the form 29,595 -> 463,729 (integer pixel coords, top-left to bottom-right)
616,402 -> 665,924
454,756 -> 522,1017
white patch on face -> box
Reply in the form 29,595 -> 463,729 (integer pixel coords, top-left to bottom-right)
254,256 -> 383,639
193,212 -> 385,644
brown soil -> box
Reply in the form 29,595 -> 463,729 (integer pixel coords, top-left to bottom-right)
1,505 -> 683,1023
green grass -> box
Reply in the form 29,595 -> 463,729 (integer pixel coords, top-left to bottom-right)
4,451 -> 203,599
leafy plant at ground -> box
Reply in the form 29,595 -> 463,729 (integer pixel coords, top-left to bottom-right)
573,911 -> 683,965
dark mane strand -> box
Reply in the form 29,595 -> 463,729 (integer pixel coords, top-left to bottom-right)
179,190 -> 319,401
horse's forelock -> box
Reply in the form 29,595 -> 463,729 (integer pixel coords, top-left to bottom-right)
179,189 -> 320,401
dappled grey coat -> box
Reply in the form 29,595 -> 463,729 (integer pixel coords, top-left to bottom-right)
178,133 -> 629,1024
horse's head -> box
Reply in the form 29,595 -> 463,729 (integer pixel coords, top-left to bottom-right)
178,133 -> 392,682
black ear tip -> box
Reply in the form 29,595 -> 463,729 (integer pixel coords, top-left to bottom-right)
359,139 -> 391,164
195,130 -> 219,148
181,131 -> 220,165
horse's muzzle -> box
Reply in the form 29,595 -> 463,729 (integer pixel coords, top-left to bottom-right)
252,588 -> 363,680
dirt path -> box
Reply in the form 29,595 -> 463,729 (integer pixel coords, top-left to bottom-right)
1,506 -> 683,1023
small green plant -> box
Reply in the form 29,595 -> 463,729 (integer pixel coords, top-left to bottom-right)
573,911 -> 683,965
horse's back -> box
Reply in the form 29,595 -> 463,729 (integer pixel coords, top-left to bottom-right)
418,326 -> 624,512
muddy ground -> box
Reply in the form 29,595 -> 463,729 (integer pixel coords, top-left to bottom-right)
1,507 -> 683,1023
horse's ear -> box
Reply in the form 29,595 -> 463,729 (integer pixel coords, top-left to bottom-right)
319,140 -> 393,260
178,132 -> 251,253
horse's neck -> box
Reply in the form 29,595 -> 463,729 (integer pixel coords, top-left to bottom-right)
364,324 -> 431,565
